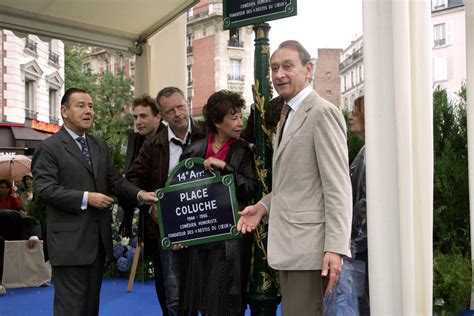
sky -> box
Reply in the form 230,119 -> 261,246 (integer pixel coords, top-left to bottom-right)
262,0 -> 363,58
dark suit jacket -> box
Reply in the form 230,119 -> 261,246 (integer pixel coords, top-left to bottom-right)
32,127 -> 140,266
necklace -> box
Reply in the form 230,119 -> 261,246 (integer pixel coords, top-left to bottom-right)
212,141 -> 222,152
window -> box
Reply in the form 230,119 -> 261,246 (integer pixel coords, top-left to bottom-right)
187,34 -> 193,47
119,55 -> 125,72
228,29 -> 241,47
187,65 -> 193,86
229,59 -> 242,81
49,88 -> 59,124
351,71 -> 354,88
187,34 -> 193,54
433,24 -> 446,47
25,80 -> 36,119
433,23 -> 451,47
104,59 -> 109,73
434,57 -> 448,82
359,65 -> 363,82
49,40 -> 60,65
84,62 -> 92,74
432,0 -> 447,11
25,35 -> 38,53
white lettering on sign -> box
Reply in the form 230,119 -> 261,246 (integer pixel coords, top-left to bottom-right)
179,188 -> 209,202
240,2 -> 256,9
175,199 -> 218,216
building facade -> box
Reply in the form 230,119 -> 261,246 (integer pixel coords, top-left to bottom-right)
340,35 -> 364,111
431,0 -> 466,100
1,30 -> 64,155
85,47 -> 134,78
313,48 -> 342,107
186,0 -> 254,117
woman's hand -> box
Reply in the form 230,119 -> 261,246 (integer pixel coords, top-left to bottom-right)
203,157 -> 226,171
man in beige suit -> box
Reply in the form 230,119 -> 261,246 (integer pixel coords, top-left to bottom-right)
237,40 -> 352,315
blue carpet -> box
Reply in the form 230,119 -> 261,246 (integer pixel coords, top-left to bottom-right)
0,279 -> 280,315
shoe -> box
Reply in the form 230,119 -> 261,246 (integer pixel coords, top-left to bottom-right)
0,284 -> 6,295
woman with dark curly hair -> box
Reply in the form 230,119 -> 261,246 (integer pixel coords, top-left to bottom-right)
180,90 -> 257,316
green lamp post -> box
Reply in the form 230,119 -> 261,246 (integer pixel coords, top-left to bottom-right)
247,22 -> 281,316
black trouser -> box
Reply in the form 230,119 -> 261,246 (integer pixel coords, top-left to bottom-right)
52,244 -> 105,316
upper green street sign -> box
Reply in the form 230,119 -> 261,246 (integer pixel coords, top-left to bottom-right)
223,0 -> 297,30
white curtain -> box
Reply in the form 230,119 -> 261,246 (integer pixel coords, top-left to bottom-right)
465,0 -> 474,309
363,0 -> 433,314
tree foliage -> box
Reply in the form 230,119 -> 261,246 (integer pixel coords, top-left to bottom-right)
432,84 -> 471,311
433,84 -> 469,256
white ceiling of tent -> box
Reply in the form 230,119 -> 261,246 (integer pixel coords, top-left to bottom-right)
0,0 -> 197,53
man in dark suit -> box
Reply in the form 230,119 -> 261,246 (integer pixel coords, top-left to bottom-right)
119,94 -> 167,315
126,86 -> 205,316
32,88 -> 157,316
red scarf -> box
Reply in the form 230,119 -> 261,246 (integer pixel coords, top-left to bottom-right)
205,132 -> 236,160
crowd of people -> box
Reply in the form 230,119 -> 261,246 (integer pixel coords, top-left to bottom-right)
0,40 -> 370,316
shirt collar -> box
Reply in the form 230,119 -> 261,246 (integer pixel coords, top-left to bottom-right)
64,125 -> 84,140
286,85 -> 313,112
167,119 -> 191,144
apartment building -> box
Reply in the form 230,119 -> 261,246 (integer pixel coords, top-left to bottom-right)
186,0 -> 254,117
432,0 -> 466,100
1,30 -> 64,155
340,35 -> 364,110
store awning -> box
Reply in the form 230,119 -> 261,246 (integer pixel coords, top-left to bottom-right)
0,0 -> 197,53
10,126 -> 51,149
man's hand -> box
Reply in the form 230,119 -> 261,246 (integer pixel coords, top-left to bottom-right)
139,191 -> 158,205
237,203 -> 267,233
27,236 -> 40,249
321,252 -> 343,294
88,192 -> 114,209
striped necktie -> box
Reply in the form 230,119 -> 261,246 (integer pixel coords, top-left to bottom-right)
76,136 -> 91,165
278,103 -> 291,145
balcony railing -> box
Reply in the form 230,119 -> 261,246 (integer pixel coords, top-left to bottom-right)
339,47 -> 363,70
50,117 -> 60,125
187,11 -> 209,21
228,40 -> 244,48
434,38 -> 446,47
187,79 -> 193,86
49,51 -> 60,64
228,74 -> 244,81
187,46 -> 193,54
25,109 -> 37,120
25,38 -> 38,53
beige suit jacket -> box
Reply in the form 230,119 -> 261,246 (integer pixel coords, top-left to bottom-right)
261,90 -> 352,270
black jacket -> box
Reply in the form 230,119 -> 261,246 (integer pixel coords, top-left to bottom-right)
181,137 -> 257,209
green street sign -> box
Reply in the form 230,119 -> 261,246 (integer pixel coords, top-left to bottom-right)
223,0 -> 297,30
156,157 -> 240,250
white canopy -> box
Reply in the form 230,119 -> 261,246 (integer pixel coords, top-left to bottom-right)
0,0 -> 197,53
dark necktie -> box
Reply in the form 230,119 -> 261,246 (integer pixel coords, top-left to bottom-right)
76,136 -> 91,165
278,103 -> 291,145
170,134 -> 190,150
171,138 -> 186,151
